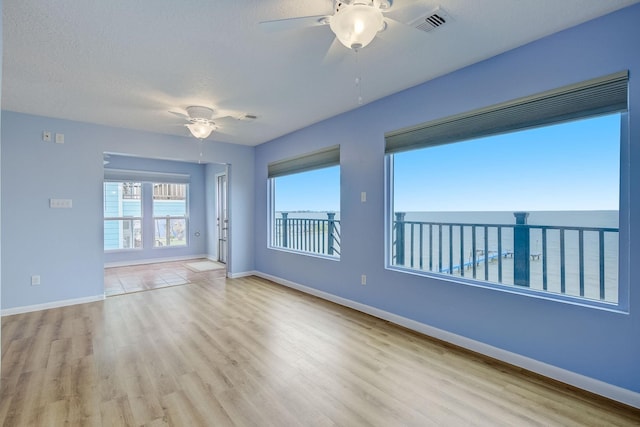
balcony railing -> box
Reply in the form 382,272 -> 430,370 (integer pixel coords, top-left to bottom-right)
393,212 -> 619,303
121,183 -> 187,200
273,213 -> 341,257
153,183 -> 186,200
122,183 -> 142,200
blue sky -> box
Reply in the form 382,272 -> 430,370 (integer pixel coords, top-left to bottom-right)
275,113 -> 620,212
274,165 -> 340,212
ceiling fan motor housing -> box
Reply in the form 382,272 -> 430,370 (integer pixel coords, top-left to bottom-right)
186,106 -> 214,122
335,0 -> 390,12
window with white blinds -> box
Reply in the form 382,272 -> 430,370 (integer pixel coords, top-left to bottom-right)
268,146 -> 341,258
385,72 -> 628,306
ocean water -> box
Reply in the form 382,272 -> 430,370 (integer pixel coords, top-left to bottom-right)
400,210 -> 618,228
275,211 -> 341,221
274,210 -> 619,303
275,210 -> 618,228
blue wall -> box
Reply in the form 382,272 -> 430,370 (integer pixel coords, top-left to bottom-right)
1,113 -> 254,310
254,5 -> 640,395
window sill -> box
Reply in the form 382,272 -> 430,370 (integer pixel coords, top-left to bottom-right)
385,265 -> 628,314
268,246 -> 340,262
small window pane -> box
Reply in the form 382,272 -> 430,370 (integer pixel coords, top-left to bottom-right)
153,218 -> 187,247
104,219 -> 142,249
153,183 -> 188,247
104,182 -> 142,251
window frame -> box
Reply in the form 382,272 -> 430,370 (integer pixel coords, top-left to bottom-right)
384,73 -> 629,312
103,170 -> 192,252
267,146 -> 341,259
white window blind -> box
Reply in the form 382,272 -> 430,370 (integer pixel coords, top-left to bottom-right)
268,145 -> 340,178
385,71 -> 628,154
104,168 -> 190,184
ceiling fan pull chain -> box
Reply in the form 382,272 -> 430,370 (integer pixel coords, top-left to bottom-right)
355,48 -> 363,105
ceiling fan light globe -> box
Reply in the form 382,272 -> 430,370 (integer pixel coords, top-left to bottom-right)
186,122 -> 214,139
329,4 -> 383,50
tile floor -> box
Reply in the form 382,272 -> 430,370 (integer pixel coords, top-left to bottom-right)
104,258 -> 226,296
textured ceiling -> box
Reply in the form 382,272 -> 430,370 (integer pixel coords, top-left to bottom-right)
3,0 -> 639,146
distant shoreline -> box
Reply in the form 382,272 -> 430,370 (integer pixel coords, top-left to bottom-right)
274,210 -> 619,228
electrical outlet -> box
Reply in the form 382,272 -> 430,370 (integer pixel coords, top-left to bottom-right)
31,275 -> 41,286
361,274 -> 367,285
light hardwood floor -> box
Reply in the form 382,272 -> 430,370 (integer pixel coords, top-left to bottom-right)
1,263 -> 639,426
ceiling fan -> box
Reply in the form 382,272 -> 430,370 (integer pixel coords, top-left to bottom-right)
260,0 -> 392,51
170,106 -> 257,140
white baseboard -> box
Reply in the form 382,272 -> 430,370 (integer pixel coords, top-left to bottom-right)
1,294 -> 105,317
104,254 -> 208,268
253,271 -> 640,409
228,270 -> 257,279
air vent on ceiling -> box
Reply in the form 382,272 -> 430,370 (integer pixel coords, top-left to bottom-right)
410,7 -> 452,33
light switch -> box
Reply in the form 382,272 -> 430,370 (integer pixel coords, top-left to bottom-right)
361,191 -> 367,202
50,198 -> 73,208
55,133 -> 65,144
43,131 -> 52,142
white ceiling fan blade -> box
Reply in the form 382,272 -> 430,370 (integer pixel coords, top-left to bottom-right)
211,110 -> 259,122
322,37 -> 349,65
259,15 -> 329,32
382,1 -> 432,25
168,110 -> 189,120
375,18 -> 422,46
210,109 -> 240,120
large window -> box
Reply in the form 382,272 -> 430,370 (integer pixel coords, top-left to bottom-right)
269,145 -> 341,257
104,178 -> 189,251
104,182 -> 142,250
153,183 -> 188,247
386,72 -> 627,305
